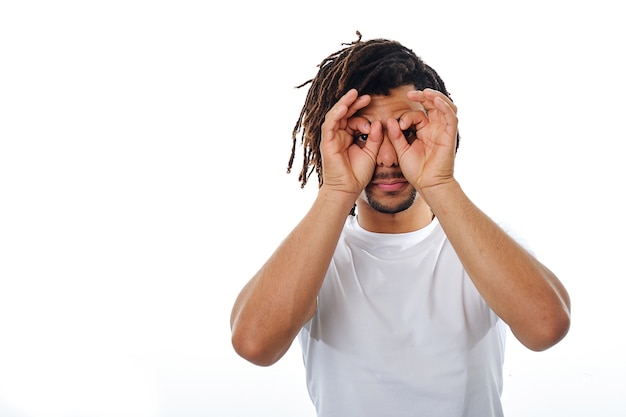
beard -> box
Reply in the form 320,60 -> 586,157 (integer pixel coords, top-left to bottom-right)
363,186 -> 418,214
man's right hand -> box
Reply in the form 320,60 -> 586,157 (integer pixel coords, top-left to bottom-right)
319,89 -> 383,196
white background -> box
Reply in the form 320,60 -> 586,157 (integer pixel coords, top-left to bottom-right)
1,1 -> 625,416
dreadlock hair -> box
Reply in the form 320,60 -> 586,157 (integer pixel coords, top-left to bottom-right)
288,31 -> 460,189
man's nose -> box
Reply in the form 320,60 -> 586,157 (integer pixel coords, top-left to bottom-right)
376,134 -> 398,167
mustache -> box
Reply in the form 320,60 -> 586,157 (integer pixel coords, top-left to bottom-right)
372,170 -> 405,181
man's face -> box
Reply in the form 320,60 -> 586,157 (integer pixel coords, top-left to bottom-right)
352,85 -> 426,214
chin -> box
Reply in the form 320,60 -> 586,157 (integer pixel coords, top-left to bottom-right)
364,189 -> 417,214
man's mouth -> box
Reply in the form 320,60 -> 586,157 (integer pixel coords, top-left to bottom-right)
371,178 -> 408,191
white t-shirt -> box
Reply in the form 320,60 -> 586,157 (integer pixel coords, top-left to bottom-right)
298,215 -> 508,417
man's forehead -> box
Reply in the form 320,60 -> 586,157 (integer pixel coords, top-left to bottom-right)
356,87 -> 425,119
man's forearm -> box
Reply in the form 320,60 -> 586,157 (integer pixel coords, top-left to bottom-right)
230,188 -> 356,365
424,180 -> 571,350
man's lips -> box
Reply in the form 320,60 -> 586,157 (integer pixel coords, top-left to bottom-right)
371,179 -> 408,191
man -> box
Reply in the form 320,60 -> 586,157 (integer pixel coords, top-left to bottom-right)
230,32 -> 571,417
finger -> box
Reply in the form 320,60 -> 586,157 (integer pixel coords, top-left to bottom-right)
346,95 -> 372,123
386,118 -> 409,149
323,90 -> 370,134
324,89 -> 358,128
398,110 -> 429,131
346,116 -> 371,135
431,95 -> 458,127
361,119 -> 383,155
422,88 -> 457,113
407,89 -> 457,114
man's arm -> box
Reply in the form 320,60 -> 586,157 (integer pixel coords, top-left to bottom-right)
230,90 -> 381,366
425,181 -> 571,351
396,88 -> 570,350
230,188 -> 354,366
